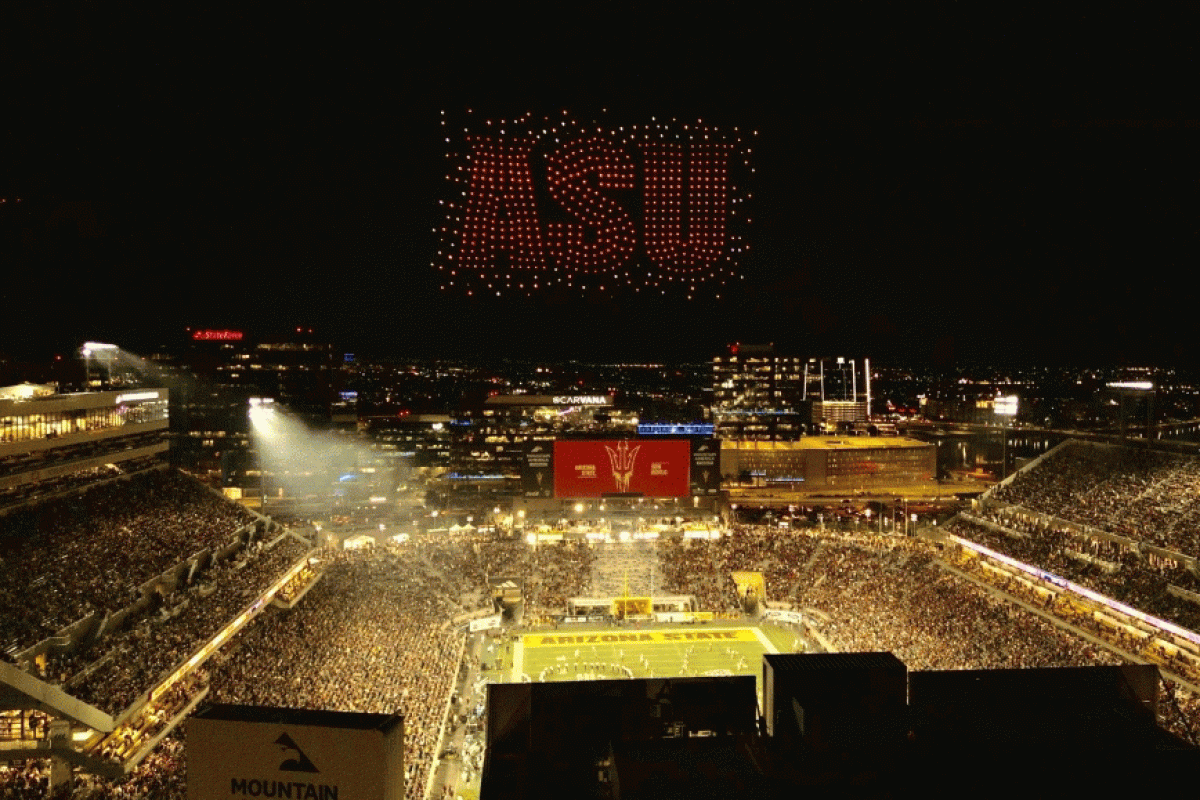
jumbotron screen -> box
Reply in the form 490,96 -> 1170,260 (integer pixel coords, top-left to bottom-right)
553,440 -> 691,498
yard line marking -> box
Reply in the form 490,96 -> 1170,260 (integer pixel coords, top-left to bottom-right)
752,625 -> 779,654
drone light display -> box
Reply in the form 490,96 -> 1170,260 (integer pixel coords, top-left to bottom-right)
435,110 -> 753,299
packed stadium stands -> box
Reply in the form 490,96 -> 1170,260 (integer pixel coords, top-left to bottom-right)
5,443 -> 1200,797
65,536 -> 311,715
947,515 -> 1200,632
992,441 -> 1200,555
208,550 -> 465,800
0,732 -> 188,800
0,468 -> 257,655
661,526 -> 1123,671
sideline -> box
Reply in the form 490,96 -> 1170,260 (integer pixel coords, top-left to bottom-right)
511,633 -> 523,681
426,631 -> 468,800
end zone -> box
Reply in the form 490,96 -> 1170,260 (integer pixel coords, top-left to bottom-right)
525,629 -> 760,647
510,626 -> 777,682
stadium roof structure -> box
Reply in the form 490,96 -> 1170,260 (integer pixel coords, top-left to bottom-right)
0,660 -> 114,732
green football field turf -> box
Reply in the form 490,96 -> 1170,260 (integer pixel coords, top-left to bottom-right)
513,626 -> 781,689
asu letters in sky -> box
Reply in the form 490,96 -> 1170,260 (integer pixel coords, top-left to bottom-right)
435,110 -> 754,299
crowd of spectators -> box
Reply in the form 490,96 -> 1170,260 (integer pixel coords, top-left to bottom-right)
658,525 -> 828,615
950,543 -> 1200,743
662,526 -> 1121,671
413,534 -> 595,618
0,760 -> 65,800
0,469 -> 257,653
947,515 -> 1200,632
208,548 -> 467,800
993,442 -> 1200,555
0,465 -> 129,512
662,524 -> 1200,741
531,540 -> 594,613
6,513 -> 1200,797
94,670 -> 208,764
588,540 -> 662,599
62,536 -> 310,715
1162,680 -> 1200,748
0,433 -> 165,480
951,543 -> 1200,672
274,558 -> 321,603
0,447 -> 170,516
0,731 -> 189,800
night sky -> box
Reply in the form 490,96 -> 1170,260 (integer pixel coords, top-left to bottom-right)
1,5 -> 1195,366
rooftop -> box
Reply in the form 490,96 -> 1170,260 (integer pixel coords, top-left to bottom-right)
721,437 -> 931,451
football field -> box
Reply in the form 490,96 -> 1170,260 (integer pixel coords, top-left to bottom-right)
513,626 -> 779,692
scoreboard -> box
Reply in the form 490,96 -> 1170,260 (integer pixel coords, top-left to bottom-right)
522,438 -> 719,499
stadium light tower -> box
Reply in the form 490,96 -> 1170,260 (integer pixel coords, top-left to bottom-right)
248,397 -> 276,507
1106,381 -> 1155,439
248,396 -> 276,423
81,341 -> 117,356
81,341 -> 117,389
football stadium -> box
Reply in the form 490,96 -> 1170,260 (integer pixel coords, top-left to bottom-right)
9,8 -> 1200,795
3,383 -> 1200,800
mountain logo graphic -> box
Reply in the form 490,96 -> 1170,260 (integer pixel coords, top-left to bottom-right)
275,733 -> 318,773
499,580 -> 519,590
530,445 -> 543,453
698,444 -> 710,452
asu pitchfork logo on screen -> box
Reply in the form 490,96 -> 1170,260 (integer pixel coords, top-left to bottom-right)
554,440 -> 689,497
604,440 -> 641,492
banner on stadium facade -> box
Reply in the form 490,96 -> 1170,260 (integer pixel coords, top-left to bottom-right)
522,628 -> 757,647
521,442 -> 554,498
731,571 -> 766,603
187,705 -> 403,800
469,613 -> 503,632
761,609 -> 805,626
489,576 -> 524,606
554,439 -> 690,498
689,438 -> 721,495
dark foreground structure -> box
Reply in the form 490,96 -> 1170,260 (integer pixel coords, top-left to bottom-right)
480,654 -> 1197,799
